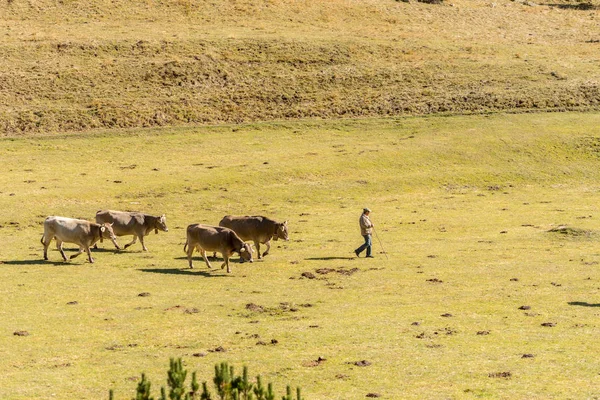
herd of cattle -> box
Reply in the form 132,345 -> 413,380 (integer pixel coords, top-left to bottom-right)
40,211 -> 289,273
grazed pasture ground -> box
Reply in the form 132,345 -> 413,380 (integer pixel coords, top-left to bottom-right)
0,113 -> 599,399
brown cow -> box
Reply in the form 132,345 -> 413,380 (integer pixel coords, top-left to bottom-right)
184,224 -> 253,273
95,210 -> 168,251
219,215 -> 289,259
41,216 -> 118,263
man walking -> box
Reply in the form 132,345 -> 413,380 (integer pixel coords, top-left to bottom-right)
355,208 -> 374,258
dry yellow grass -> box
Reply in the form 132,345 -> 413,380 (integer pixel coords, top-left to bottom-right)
1,0 -> 600,134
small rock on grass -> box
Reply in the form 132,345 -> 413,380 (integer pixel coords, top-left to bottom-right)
302,357 -> 326,367
13,331 -> 29,336
489,371 -> 512,379
301,272 -> 316,279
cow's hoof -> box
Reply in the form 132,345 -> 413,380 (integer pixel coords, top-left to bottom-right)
124,244 -> 131,249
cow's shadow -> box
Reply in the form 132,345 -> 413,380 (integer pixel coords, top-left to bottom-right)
139,268 -> 229,278
91,248 -> 124,254
568,301 -> 600,308
173,256 -> 249,263
3,259 -> 68,266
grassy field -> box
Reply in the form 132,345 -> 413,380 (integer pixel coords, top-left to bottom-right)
2,0 -> 600,134
1,113 -> 599,399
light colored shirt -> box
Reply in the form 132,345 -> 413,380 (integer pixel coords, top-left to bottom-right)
359,213 -> 373,236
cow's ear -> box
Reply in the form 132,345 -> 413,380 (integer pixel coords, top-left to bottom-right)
100,226 -> 106,232
240,247 -> 246,252
284,220 -> 288,225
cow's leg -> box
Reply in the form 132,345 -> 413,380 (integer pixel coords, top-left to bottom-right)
42,235 -> 51,261
123,235 -> 138,249
221,254 -> 231,273
85,245 -> 94,263
262,240 -> 271,258
139,235 -> 148,251
56,240 -> 68,261
200,249 -> 213,269
70,246 -> 85,260
254,241 -> 262,259
186,243 -> 195,268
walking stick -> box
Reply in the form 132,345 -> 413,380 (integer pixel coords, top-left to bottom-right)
373,228 -> 389,259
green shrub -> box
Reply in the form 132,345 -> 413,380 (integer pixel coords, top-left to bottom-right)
109,358 -> 303,400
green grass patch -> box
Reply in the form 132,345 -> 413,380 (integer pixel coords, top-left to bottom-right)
1,113 -> 600,399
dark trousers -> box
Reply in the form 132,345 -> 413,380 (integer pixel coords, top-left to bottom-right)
356,234 -> 372,257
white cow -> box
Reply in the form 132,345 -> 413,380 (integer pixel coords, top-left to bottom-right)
41,216 -> 118,263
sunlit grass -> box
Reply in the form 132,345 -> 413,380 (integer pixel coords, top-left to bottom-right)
1,113 -> 599,399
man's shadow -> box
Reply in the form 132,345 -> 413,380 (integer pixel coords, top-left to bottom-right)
568,301 -> 600,308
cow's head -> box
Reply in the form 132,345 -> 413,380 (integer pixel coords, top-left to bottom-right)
100,223 -> 120,249
238,243 -> 254,263
155,214 -> 168,234
273,221 -> 289,241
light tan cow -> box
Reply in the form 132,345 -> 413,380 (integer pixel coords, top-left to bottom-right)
41,216 -> 118,263
184,224 -> 253,273
219,215 -> 289,259
95,210 -> 168,251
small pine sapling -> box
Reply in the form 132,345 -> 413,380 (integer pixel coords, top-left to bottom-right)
135,373 -> 154,400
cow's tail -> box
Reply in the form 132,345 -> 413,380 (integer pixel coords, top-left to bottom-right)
183,240 -> 188,253
40,235 -> 45,245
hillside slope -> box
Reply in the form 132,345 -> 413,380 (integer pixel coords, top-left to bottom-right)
1,0 -> 599,135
